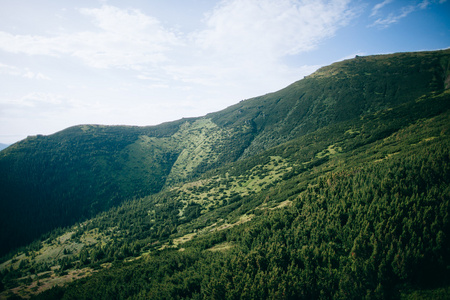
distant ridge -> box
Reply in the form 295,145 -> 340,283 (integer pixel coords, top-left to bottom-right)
0,143 -> 9,151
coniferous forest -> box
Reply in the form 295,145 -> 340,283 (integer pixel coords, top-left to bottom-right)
1,49 -> 450,299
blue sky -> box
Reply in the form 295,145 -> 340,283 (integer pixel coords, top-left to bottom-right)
0,0 -> 449,144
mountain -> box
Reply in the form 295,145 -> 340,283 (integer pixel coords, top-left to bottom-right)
0,49 -> 450,299
1,50 -> 449,258
0,144 -> 9,151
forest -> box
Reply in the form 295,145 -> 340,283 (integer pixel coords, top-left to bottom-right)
0,49 -> 449,299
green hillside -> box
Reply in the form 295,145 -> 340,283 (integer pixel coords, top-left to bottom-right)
208,50 -> 450,156
0,49 -> 450,299
1,50 -> 449,257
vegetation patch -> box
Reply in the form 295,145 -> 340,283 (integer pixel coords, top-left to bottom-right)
0,267 -> 95,299
207,242 -> 234,252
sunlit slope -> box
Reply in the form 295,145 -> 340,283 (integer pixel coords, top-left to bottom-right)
0,49 -> 449,257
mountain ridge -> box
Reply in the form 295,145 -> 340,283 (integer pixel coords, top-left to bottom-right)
208,49 -> 450,156
1,49 -> 449,258
1,85 -> 449,299
0,49 -> 450,299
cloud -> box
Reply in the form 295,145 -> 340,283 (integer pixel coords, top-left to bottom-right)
195,0 -> 354,61
0,5 -> 180,69
0,63 -> 51,80
164,0 -> 355,93
0,93 -> 71,113
0,1 -> 354,79
370,0 -> 446,28
0,92 -> 109,129
0,92 -> 111,143
371,4 -> 415,27
0,0 -> 358,142
370,0 -> 393,17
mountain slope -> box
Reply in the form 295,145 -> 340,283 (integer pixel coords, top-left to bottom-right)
208,50 -> 450,156
1,85 -> 449,299
0,49 -> 449,258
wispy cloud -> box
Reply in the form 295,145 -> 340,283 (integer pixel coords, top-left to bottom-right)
370,0 -> 393,17
371,4 -> 415,27
370,0 -> 446,28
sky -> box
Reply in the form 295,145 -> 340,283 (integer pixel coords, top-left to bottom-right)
0,0 -> 449,144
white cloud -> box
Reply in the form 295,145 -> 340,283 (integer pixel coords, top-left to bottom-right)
164,0 -> 355,95
0,32 -> 60,56
195,0 -> 353,61
0,63 -> 25,77
370,0 -> 446,28
0,1 -> 353,80
0,92 -> 110,143
0,93 -> 71,113
419,0 -> 431,9
0,5 -> 180,69
370,0 -> 393,17
0,1 -> 358,143
371,4 -> 415,27
0,63 -> 51,80
79,5 -> 156,35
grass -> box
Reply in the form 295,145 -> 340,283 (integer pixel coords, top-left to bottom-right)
4,267 -> 96,299
164,118 -> 229,184
0,224 -> 118,298
175,156 -> 293,216
0,226 -> 107,272
207,242 -> 234,252
315,144 -> 342,158
172,233 -> 196,246
212,214 -> 254,232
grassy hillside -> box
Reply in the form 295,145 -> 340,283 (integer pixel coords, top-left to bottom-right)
209,50 -> 450,156
0,123 -> 180,256
0,49 -> 449,298
1,85 -> 449,299
1,50 -> 449,257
